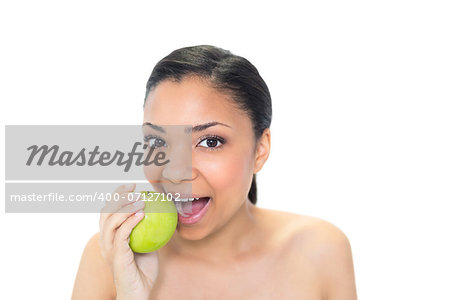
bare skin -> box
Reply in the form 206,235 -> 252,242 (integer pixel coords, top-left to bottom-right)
72,77 -> 357,300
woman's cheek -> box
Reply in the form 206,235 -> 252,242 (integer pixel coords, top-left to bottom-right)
143,164 -> 164,190
198,153 -> 249,193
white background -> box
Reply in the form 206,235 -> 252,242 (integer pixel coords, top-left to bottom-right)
1,1 -> 449,299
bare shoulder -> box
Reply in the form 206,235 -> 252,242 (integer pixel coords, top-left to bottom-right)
257,208 -> 351,250
71,232 -> 116,300
295,215 -> 357,299
257,208 -> 357,299
288,213 -> 352,255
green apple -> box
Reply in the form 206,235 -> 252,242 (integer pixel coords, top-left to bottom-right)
129,191 -> 178,253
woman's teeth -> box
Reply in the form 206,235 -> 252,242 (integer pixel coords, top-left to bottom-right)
178,197 -> 201,202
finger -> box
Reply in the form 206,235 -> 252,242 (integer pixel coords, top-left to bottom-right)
100,183 -> 136,216
100,184 -> 139,230
114,183 -> 136,194
101,200 -> 146,250
114,210 -> 145,256
100,192 -> 140,230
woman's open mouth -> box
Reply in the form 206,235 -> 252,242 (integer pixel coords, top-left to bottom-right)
175,196 -> 211,225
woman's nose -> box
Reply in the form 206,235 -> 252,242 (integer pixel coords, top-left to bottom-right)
161,145 -> 193,183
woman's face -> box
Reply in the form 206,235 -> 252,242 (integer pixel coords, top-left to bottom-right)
143,76 -> 258,240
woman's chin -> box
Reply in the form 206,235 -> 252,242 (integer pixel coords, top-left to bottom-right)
175,224 -> 212,241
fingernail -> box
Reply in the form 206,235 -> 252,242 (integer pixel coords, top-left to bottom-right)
133,200 -> 145,208
135,211 -> 144,217
125,183 -> 134,190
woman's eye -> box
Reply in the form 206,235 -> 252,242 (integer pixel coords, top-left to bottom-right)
145,136 -> 167,149
198,137 -> 224,150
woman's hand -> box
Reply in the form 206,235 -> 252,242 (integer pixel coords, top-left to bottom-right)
99,183 -> 159,300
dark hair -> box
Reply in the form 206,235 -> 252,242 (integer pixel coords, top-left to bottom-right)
144,45 -> 272,205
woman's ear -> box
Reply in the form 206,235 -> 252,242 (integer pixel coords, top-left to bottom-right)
253,128 -> 271,174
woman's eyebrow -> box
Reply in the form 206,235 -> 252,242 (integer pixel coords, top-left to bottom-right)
143,122 -> 165,133
142,121 -> 231,133
189,121 -> 231,133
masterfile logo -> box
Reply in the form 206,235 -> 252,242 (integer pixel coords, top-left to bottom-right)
4,125 -> 193,213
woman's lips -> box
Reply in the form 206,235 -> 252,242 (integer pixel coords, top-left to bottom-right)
177,197 -> 211,225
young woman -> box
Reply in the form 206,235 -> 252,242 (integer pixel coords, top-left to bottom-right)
72,45 -> 357,300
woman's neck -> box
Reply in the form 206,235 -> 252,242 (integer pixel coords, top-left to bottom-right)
166,198 -> 262,263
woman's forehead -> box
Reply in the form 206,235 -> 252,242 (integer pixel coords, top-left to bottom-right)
144,77 -> 248,126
